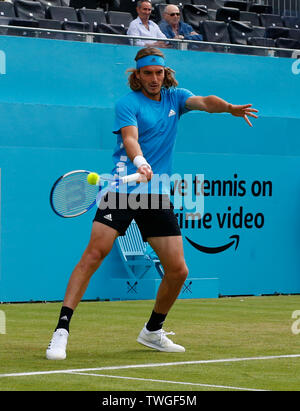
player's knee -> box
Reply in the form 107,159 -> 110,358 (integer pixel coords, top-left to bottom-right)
166,262 -> 188,283
177,264 -> 189,283
84,246 -> 108,270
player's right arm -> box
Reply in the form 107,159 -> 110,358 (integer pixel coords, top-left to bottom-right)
121,125 -> 153,181
185,95 -> 258,127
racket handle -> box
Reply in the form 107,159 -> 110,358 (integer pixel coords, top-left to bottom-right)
120,173 -> 141,184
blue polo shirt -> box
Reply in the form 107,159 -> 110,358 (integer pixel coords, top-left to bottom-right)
111,87 -> 194,194
159,20 -> 203,41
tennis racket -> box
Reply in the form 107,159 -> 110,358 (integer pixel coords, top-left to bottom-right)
50,170 -> 141,218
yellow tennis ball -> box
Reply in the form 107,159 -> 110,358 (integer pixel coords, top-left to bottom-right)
87,172 -> 100,185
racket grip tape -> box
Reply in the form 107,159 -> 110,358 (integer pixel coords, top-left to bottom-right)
121,173 -> 142,184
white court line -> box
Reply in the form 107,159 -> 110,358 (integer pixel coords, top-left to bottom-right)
70,371 -> 267,391
0,353 -> 300,378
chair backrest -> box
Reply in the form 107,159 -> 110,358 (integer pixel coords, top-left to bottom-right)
0,1 -> 16,17
289,28 -> 300,42
224,0 -> 248,10
182,4 -> 208,30
14,0 -> 45,20
249,3 -> 272,14
265,26 -> 289,39
117,221 -> 147,258
250,25 -> 265,38
228,20 -> 253,45
36,0 -> 62,11
275,37 -> 300,49
106,11 -> 133,28
202,20 -> 231,43
216,6 -> 240,23
70,0 -> 101,8
247,36 -> 274,47
47,5 -> 78,21
282,16 -> 300,29
77,8 -> 107,31
260,13 -> 283,28
239,11 -> 260,26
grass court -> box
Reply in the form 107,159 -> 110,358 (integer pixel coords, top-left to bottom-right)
0,295 -> 300,391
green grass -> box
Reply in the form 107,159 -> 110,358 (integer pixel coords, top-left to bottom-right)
1,296 -> 300,391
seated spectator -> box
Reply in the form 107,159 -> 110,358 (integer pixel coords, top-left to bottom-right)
127,0 -> 167,47
159,4 -> 203,41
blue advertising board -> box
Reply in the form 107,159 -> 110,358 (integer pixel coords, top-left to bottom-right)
0,36 -> 299,301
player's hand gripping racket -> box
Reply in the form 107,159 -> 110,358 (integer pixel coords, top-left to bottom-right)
50,170 -> 141,218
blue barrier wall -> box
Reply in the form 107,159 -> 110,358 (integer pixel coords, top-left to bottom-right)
0,36 -> 300,301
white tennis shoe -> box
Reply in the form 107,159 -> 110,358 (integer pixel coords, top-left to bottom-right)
46,328 -> 69,360
137,325 -> 185,353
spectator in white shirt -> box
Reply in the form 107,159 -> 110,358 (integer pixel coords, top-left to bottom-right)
127,0 -> 167,47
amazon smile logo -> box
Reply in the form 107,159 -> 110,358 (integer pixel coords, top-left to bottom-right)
185,235 -> 240,254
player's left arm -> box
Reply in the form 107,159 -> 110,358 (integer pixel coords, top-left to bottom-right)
185,95 -> 258,127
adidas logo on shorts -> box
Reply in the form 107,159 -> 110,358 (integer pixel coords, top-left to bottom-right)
104,214 -> 112,221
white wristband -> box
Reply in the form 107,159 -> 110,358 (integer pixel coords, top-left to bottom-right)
133,155 -> 151,170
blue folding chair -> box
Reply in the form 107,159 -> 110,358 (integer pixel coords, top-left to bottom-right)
116,220 -> 164,279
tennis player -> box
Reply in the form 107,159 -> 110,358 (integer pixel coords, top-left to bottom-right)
46,47 -> 258,360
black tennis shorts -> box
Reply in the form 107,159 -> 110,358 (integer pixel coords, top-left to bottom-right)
93,192 -> 181,242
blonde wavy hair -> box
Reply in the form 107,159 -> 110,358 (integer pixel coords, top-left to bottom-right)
126,47 -> 178,91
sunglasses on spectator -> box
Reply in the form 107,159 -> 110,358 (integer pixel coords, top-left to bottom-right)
168,12 -> 180,16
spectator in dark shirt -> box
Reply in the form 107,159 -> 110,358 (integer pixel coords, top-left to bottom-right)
159,4 -> 203,41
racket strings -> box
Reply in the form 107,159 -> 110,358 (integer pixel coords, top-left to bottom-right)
51,172 -> 99,217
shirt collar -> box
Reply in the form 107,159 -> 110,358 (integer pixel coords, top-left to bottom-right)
137,16 -> 153,26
